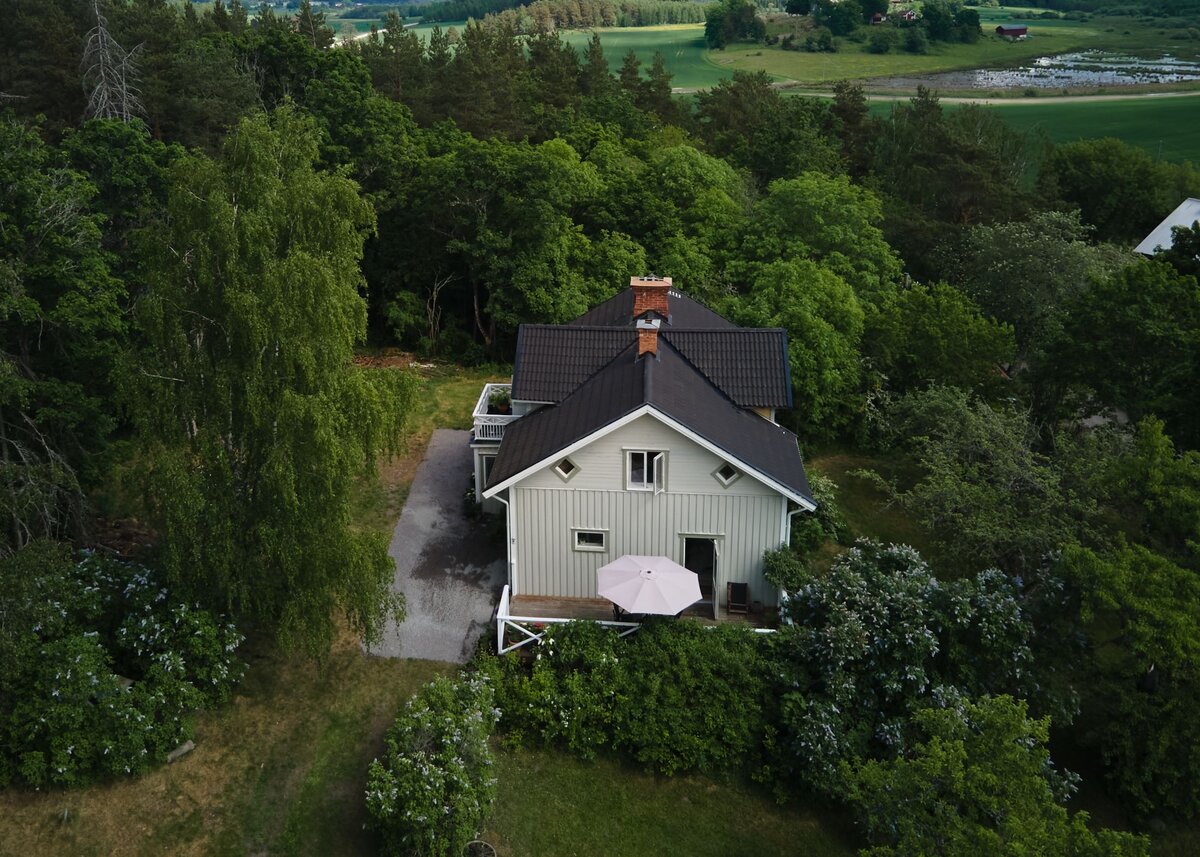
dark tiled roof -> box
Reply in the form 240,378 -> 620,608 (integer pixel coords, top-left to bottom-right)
663,329 -> 792,409
570,288 -> 738,330
488,341 -> 812,504
490,343 -> 645,488
511,326 -> 633,402
513,286 -> 791,407
512,325 -> 792,407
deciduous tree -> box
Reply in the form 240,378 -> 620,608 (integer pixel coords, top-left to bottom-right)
128,107 -> 412,654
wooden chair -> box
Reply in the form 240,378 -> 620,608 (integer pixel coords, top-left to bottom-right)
726,582 -> 750,615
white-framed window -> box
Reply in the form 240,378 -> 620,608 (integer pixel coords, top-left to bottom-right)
713,462 -> 740,487
481,453 -> 496,486
626,450 -> 666,493
572,529 -> 607,552
554,457 -> 578,482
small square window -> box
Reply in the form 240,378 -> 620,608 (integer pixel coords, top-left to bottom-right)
573,530 -> 606,552
714,463 -> 740,486
554,457 -> 578,481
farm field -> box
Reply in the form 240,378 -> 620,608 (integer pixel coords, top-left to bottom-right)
719,21 -> 1105,85
861,94 -> 1200,164
981,96 -> 1200,164
561,25 -> 730,89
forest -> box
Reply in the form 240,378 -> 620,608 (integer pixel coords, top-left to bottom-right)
2,0 -> 1200,853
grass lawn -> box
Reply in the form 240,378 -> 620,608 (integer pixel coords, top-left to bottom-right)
807,448 -> 934,555
351,359 -> 508,533
485,745 -> 857,857
0,636 -> 449,857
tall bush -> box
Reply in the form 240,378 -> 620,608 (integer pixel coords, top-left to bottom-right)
0,544 -> 244,788
366,674 -> 499,857
477,619 -> 772,776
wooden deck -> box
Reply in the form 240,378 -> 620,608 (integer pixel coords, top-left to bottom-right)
507,595 -> 777,629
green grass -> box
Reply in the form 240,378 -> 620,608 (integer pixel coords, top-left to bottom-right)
717,23 -> 1105,85
808,449 -> 933,554
862,94 -> 1200,164
0,640 -> 449,857
560,24 -> 731,89
980,96 -> 1200,164
485,745 -> 857,856
351,360 -> 507,534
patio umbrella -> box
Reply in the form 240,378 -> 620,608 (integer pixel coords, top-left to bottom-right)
597,555 -> 702,616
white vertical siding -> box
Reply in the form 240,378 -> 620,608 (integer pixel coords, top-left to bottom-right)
511,485 -> 786,606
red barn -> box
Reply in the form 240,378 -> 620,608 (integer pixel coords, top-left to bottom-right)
996,23 -> 1028,37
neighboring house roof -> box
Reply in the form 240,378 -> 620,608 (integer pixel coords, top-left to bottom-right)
485,339 -> 814,507
512,287 -> 792,408
995,23 -> 1028,32
1135,197 -> 1200,255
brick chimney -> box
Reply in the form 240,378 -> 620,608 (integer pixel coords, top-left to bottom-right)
637,318 -> 660,357
631,275 -> 672,319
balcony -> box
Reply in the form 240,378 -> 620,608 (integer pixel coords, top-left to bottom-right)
472,382 -> 518,443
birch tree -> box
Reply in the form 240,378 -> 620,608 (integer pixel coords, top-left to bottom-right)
129,106 -> 413,655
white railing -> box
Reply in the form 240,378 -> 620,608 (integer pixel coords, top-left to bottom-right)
473,383 -> 518,443
495,585 -> 641,654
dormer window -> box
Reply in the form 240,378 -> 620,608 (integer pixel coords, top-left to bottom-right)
627,450 -> 666,493
554,457 -> 578,482
714,463 -> 741,487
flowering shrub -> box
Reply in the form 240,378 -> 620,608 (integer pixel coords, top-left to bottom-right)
481,621 -> 626,760
476,619 -> 772,777
0,544 -> 244,788
769,540 -> 1045,795
366,674 -> 499,857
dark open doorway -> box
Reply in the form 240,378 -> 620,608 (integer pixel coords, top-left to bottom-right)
683,537 -> 717,620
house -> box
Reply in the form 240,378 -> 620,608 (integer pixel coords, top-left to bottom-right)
472,277 -> 816,648
1134,197 -> 1200,255
995,23 -> 1028,38
871,12 -> 887,23
899,9 -> 916,21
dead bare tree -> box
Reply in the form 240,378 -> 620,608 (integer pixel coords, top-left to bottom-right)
81,0 -> 144,122
426,273 -> 455,346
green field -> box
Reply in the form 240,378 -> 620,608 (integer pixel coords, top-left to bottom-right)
983,96 -> 1200,164
719,20 -> 1105,85
864,94 -> 1200,164
560,25 -> 730,89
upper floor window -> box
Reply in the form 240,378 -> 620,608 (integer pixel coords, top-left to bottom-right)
714,462 -> 741,487
554,457 -> 578,482
627,450 -> 666,493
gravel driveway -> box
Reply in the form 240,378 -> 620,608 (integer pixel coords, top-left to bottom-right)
369,429 -> 506,663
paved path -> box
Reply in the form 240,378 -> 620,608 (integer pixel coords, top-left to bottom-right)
370,430 -> 506,663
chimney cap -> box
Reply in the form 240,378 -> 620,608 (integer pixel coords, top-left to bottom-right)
630,275 -> 672,288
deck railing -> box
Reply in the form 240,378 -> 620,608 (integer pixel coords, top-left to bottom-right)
494,585 -> 775,654
495,585 -> 641,654
472,383 -> 518,443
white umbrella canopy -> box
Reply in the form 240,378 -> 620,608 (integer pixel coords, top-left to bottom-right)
597,555 -> 702,616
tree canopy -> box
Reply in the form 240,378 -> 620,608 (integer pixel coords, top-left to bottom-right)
128,107 -> 412,655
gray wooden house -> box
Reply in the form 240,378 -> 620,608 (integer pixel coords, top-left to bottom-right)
472,277 -> 815,644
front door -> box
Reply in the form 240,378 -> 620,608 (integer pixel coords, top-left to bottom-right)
683,537 -> 718,620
